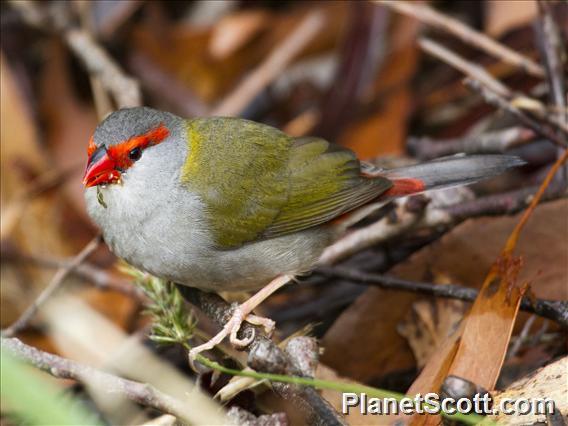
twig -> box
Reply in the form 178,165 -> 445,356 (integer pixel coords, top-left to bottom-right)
64,29 -> 141,108
128,52 -> 208,117
465,78 -> 567,148
9,0 -> 141,108
418,37 -> 568,143
2,236 -> 102,337
319,198 -> 433,265
536,0 -> 568,181
408,127 -> 535,160
536,1 -> 567,131
419,37 -> 510,97
176,287 -> 346,426
1,247 -> 141,299
212,10 -> 325,116
317,267 -> 568,327
442,182 -> 566,221
320,183 -> 566,266
1,337 -> 203,424
377,0 -> 545,77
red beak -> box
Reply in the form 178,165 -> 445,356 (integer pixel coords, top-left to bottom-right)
83,147 -> 121,187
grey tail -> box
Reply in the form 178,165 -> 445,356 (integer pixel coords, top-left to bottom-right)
383,154 -> 525,193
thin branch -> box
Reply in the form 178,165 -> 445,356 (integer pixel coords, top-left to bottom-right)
442,182 -> 566,221
317,267 -> 568,327
212,10 -> 325,116
408,127 -> 536,160
465,78 -> 568,148
418,37 -> 568,144
377,0 -> 544,77
176,287 -> 346,426
419,37 -> 510,97
320,183 -> 566,266
1,248 -> 141,299
319,199 -> 434,265
9,0 -> 141,108
1,337 -> 203,424
2,236 -> 102,337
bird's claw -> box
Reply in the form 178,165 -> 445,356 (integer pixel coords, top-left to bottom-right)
189,306 -> 275,369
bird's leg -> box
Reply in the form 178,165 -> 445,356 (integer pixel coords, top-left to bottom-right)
189,274 -> 293,362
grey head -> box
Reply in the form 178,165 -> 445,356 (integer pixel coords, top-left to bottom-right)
92,107 -> 182,149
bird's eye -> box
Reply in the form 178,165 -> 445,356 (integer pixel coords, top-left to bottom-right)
128,147 -> 142,161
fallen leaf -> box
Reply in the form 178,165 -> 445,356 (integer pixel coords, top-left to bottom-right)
397,278 -> 467,368
322,200 -> 568,383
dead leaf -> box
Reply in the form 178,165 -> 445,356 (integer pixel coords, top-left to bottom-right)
322,200 -> 568,382
397,281 -> 467,368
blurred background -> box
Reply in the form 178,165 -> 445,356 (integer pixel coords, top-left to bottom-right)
1,1 -> 566,425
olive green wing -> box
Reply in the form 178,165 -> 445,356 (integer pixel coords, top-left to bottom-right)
182,118 -> 392,248
261,137 -> 392,238
182,117 -> 291,248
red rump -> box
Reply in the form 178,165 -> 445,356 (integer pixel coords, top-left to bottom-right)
384,178 -> 426,197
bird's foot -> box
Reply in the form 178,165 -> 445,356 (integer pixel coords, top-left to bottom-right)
189,307 -> 274,364
188,274 -> 292,367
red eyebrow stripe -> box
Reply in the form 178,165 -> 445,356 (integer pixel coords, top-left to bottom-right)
106,123 -> 170,169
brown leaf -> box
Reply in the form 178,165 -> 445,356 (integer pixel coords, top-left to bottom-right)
397,280 -> 467,368
322,200 -> 568,383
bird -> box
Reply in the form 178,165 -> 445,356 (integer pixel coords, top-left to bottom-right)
83,106 -> 524,360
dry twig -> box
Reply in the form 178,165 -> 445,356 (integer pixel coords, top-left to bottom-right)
1,337 -> 205,424
9,0 -> 141,108
318,267 -> 568,327
320,183 -> 566,266
2,236 -> 102,337
377,0 -> 544,77
176,287 -> 346,426
465,79 -> 567,148
212,10 -> 325,116
408,127 -> 536,160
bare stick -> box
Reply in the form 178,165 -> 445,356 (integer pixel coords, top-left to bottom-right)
9,0 -> 141,108
418,37 -> 568,144
408,127 -> 535,160
465,79 -> 568,148
212,11 -> 325,116
1,337 -> 201,424
420,37 -> 510,97
320,182 -> 566,266
176,287 -> 346,426
318,267 -> 568,327
319,199 -> 433,265
2,236 -> 102,337
377,0 -> 544,77
1,248 -> 141,299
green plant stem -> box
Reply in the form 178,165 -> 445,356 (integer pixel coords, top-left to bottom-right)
188,345 -> 490,425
